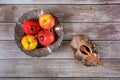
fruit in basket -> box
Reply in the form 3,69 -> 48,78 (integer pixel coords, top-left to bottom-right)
39,13 -> 55,29
21,35 -> 38,50
23,20 -> 40,35
38,30 -> 55,46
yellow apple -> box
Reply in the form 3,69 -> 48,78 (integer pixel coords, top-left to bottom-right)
21,35 -> 38,50
39,13 -> 55,29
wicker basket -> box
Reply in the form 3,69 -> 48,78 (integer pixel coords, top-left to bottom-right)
14,9 -> 63,57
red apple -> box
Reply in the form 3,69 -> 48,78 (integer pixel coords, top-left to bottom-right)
23,20 -> 40,35
38,30 -> 55,46
39,13 -> 55,29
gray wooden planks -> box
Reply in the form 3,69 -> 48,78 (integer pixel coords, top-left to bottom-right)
0,78 -> 120,80
1,23 -> 120,41
0,59 -> 119,77
0,41 -> 120,59
1,5 -> 120,23
63,23 -> 120,40
0,23 -> 14,40
0,0 -> 120,4
0,0 -> 120,78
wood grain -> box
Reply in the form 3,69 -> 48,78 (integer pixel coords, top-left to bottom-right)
0,5 -> 120,23
0,0 -> 120,78
0,78 -> 119,80
0,23 -> 14,40
0,59 -> 119,77
62,23 -> 120,40
1,23 -> 120,41
0,0 -> 120,4
0,41 -> 120,59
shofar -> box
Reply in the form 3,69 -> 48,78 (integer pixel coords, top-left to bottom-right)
70,35 -> 99,66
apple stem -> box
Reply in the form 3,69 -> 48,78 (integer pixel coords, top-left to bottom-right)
39,36 -> 44,41
28,41 -> 30,44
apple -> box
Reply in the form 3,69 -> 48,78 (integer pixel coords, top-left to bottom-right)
21,35 -> 38,50
23,20 -> 40,35
38,30 -> 55,46
39,13 -> 55,29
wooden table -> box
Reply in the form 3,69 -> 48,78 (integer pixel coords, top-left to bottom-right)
0,0 -> 120,79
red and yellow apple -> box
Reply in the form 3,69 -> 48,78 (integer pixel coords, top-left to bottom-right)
38,30 -> 55,46
21,35 -> 38,50
39,13 -> 55,29
23,20 -> 40,35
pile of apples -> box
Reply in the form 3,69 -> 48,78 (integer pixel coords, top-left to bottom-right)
21,13 -> 55,50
